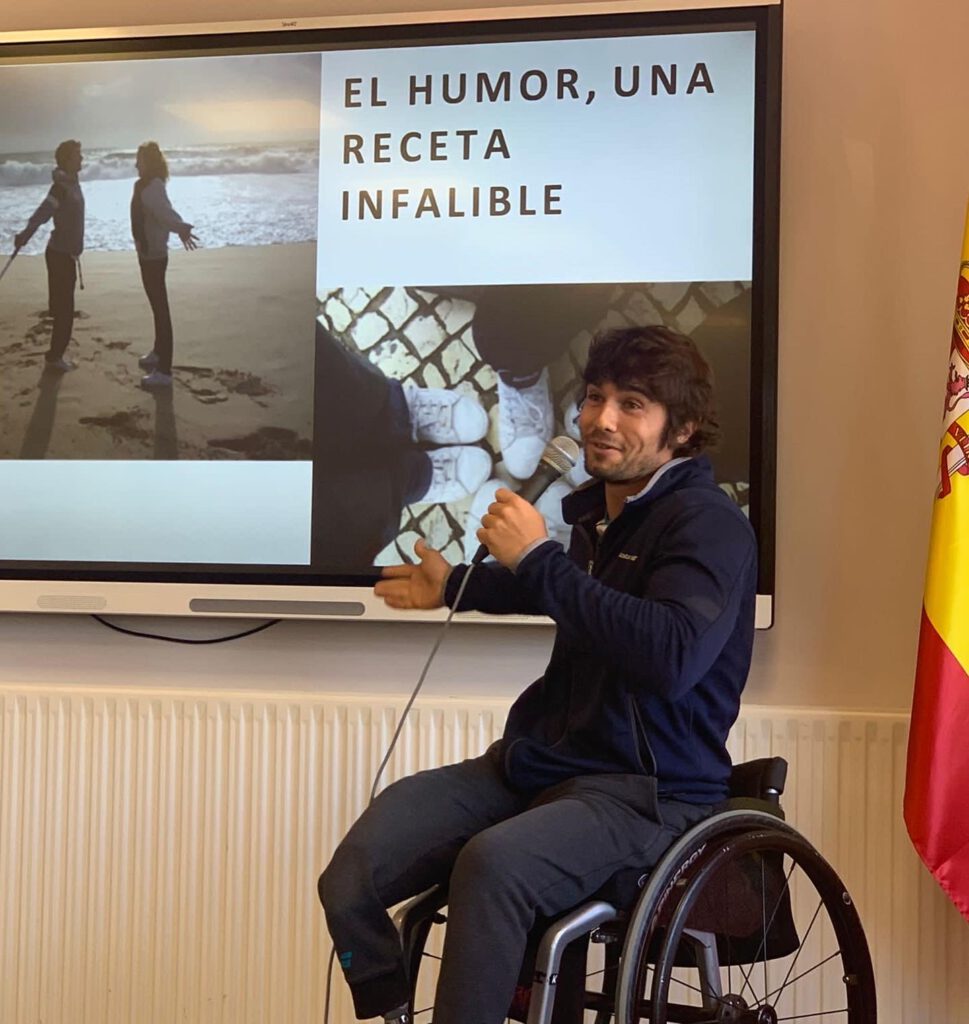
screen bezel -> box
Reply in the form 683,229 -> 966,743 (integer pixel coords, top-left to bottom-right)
0,2 -> 781,626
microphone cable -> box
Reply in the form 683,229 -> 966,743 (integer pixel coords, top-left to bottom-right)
322,434 -> 580,1022
323,562 -> 477,1024
367,564 -> 476,805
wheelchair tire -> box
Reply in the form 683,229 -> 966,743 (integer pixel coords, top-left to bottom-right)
616,812 -> 876,1024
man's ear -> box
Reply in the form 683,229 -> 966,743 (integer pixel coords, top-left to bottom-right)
676,422 -> 697,446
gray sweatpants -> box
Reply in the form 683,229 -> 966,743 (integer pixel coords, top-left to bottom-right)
318,745 -> 710,1024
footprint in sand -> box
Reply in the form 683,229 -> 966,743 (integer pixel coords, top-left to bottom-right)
221,370 -> 273,398
207,426 -> 312,459
172,366 -> 225,403
194,391 -> 230,405
78,408 -> 151,443
175,365 -> 273,406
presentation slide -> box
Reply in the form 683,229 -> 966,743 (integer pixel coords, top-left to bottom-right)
318,32 -> 755,286
0,24 -> 757,574
313,30 -> 755,571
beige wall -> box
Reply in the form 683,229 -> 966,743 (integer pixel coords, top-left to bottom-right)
1,0 -> 967,713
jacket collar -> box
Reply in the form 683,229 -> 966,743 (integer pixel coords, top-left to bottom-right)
561,455 -> 715,526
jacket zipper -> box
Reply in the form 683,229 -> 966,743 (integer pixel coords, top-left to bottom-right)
582,508 -> 660,779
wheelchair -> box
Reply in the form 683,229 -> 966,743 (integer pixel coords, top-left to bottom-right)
393,758 -> 876,1024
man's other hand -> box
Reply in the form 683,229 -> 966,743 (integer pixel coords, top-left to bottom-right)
478,488 -> 548,569
375,539 -> 451,609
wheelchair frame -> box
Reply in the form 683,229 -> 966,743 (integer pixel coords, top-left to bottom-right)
394,759 -> 877,1024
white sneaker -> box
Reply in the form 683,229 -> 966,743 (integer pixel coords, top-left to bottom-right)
560,399 -> 592,486
140,370 -> 173,389
535,479 -> 574,550
564,398 -> 582,441
403,385 -> 488,445
138,351 -> 159,370
463,479 -> 503,562
419,446 -> 492,504
566,461 -> 593,488
497,369 -> 553,479
463,477 -> 573,562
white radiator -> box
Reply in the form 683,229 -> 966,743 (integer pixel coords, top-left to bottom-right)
1,687 -> 966,1024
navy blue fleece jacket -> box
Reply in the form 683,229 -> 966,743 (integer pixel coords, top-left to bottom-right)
444,456 -> 757,804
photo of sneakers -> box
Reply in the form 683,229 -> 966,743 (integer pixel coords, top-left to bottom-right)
497,368 -> 554,479
535,479 -> 573,549
463,478 -> 503,562
463,476 -> 573,563
318,280 -> 753,567
563,398 -> 582,441
419,446 -> 492,504
403,384 -> 488,445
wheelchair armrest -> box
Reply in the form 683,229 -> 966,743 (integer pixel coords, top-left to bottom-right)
717,795 -> 785,821
727,757 -> 788,804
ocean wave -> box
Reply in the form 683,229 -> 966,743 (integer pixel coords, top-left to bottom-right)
0,170 -> 318,251
0,160 -> 55,187
166,150 -> 320,178
0,145 -> 320,188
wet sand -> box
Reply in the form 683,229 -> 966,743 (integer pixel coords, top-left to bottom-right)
0,242 -> 316,460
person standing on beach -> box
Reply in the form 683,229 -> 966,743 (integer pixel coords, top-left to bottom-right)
131,141 -> 198,390
13,139 -> 85,373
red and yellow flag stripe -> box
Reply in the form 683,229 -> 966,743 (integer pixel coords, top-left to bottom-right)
905,202 -> 969,922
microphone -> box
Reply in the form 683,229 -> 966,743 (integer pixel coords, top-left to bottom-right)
471,435 -> 581,564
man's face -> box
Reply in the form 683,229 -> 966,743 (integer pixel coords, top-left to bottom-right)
64,147 -> 82,174
578,379 -> 682,485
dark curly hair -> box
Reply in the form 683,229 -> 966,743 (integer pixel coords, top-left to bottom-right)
54,139 -> 81,170
580,325 -> 720,456
137,141 -> 170,182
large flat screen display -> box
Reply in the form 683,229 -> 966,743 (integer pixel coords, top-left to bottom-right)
0,4 -> 780,624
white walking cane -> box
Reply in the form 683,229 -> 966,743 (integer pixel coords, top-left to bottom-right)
0,248 -> 18,284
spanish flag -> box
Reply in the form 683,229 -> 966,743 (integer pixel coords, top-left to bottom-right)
904,203 -> 969,922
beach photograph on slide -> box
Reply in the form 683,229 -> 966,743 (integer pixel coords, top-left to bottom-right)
0,52 -> 320,460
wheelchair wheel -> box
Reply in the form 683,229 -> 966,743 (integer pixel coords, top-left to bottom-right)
616,812 -> 875,1024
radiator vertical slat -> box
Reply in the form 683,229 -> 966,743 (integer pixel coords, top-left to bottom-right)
25,697 -> 49,1024
158,696 -> 180,1024
224,701 -> 252,1024
0,696 -> 21,1024
61,698 -> 85,1024
863,719 -> 893,1016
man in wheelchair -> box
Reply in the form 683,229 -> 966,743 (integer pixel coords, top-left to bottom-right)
319,325 -> 759,1024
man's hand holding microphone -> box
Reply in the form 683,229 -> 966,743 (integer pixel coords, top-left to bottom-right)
374,436 -> 579,610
